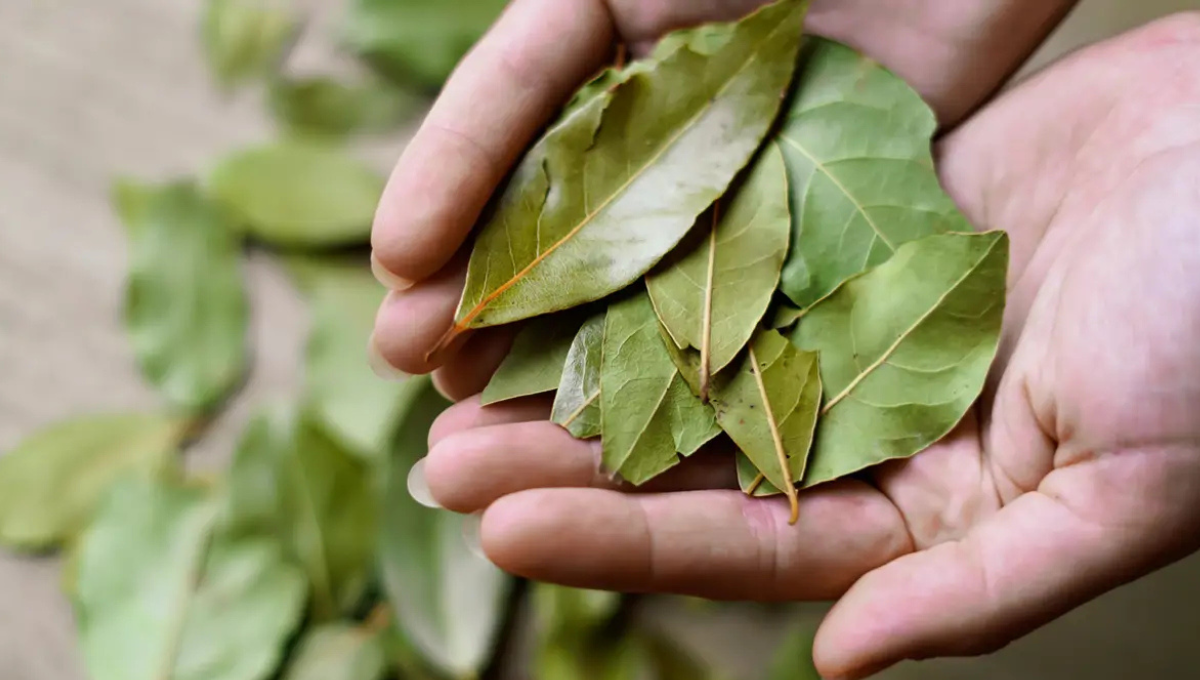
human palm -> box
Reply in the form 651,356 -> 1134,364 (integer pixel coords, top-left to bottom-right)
369,1 -> 1200,677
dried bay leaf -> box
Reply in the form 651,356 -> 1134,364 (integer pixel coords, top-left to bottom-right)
208,140 -> 384,248
202,0 -> 298,90
482,312 -> 585,406
551,312 -> 605,438
601,293 -> 720,485
791,231 -> 1009,487
268,76 -> 420,140
75,478 -> 307,680
0,414 -> 187,551
647,143 -> 791,398
120,181 -> 249,412
445,0 -> 809,344
281,621 -> 388,680
710,330 -> 821,520
775,38 -> 969,310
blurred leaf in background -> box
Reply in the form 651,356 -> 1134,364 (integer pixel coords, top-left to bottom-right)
342,0 -> 508,90
281,619 -> 389,680
0,413 -> 187,551
268,76 -> 421,140
75,478 -> 307,680
379,376 -> 513,679
208,140 -> 384,249
118,180 -> 249,413
203,0 -> 300,90
532,584 -> 622,680
766,619 -> 821,680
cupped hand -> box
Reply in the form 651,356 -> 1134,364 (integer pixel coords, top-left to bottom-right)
370,2 -> 1200,678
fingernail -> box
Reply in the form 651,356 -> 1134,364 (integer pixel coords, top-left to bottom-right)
406,458 -> 440,509
367,334 -> 406,381
461,511 -> 487,560
371,252 -> 414,291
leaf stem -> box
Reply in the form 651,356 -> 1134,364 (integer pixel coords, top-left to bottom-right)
699,205 -> 719,402
747,345 -> 799,524
746,473 -> 766,496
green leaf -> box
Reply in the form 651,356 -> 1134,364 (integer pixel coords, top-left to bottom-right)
709,330 -> 821,519
601,293 -> 720,485
775,37 -> 969,309
532,585 -> 622,680
447,0 -> 809,339
292,257 -> 424,458
767,621 -> 820,680
268,76 -> 420,139
75,478 -> 307,680
481,312 -> 584,406
341,0 -> 506,90
226,407 -> 378,619
281,621 -> 388,680
791,231 -> 1009,487
202,0 -> 298,89
551,311 -> 605,438
208,140 -> 384,248
120,181 -> 249,412
647,143 -> 791,398
379,377 -> 512,678
0,414 -> 187,551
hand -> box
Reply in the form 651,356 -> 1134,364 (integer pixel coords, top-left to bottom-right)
370,2 -> 1200,678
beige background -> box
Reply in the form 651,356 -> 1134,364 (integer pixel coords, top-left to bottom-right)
1,1 -> 1196,679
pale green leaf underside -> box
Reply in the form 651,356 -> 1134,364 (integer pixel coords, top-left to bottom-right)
792,231 -> 1009,487
551,312 -> 606,438
282,623 -> 387,680
483,312 -> 585,405
776,37 -> 970,309
456,0 -> 809,330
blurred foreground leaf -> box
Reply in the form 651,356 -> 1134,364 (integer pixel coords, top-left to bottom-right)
75,478 -> 307,680
281,619 -> 388,680
268,76 -> 421,140
0,414 -> 187,551
208,141 -> 384,248
379,376 -> 512,678
203,0 -> 299,89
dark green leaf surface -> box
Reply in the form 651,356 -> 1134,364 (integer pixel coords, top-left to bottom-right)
281,622 -> 387,680
482,312 -> 584,406
451,0 -> 809,334
342,0 -> 506,90
710,330 -> 821,502
0,414 -> 186,551
601,293 -> 719,485
647,143 -> 791,394
75,479 -> 306,680
551,312 -> 605,438
120,181 -> 248,412
268,76 -> 419,139
792,231 -> 1008,487
775,38 -> 969,309
208,141 -> 383,248
202,0 -> 298,89
767,621 -> 821,680
379,377 -> 511,678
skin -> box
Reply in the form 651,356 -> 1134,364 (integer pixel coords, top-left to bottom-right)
369,2 -> 1200,677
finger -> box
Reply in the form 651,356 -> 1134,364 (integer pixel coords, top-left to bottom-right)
428,394 -> 553,448
371,256 -> 470,375
432,327 -> 518,402
479,484 -> 913,600
813,446 -> 1200,680
425,420 -> 740,513
371,0 -> 616,283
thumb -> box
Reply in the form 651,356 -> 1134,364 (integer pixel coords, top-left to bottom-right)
811,447 -> 1200,680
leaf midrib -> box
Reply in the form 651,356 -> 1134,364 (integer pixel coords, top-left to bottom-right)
155,509 -> 217,680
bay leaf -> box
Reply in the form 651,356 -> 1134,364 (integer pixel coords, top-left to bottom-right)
208,140 -> 384,248
791,231 -> 1009,487
75,478 -> 307,680
775,38 -> 970,309
446,0 -> 809,340
226,407 -> 378,619
601,293 -> 720,485
646,143 -> 791,399
735,452 -> 781,498
268,76 -> 420,140
290,257 -> 425,458
551,312 -> 605,438
532,584 -> 623,680
767,621 -> 821,680
202,0 -> 298,89
342,0 -> 507,90
481,312 -> 584,406
120,181 -> 249,412
0,413 -> 187,551
709,330 -> 821,521
281,621 -> 387,680
379,376 -> 512,678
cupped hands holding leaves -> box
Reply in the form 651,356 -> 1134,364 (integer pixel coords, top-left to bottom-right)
369,0 -> 1200,678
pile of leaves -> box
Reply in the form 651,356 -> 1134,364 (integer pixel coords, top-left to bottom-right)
0,1 -> 833,679
474,0 -> 1008,521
